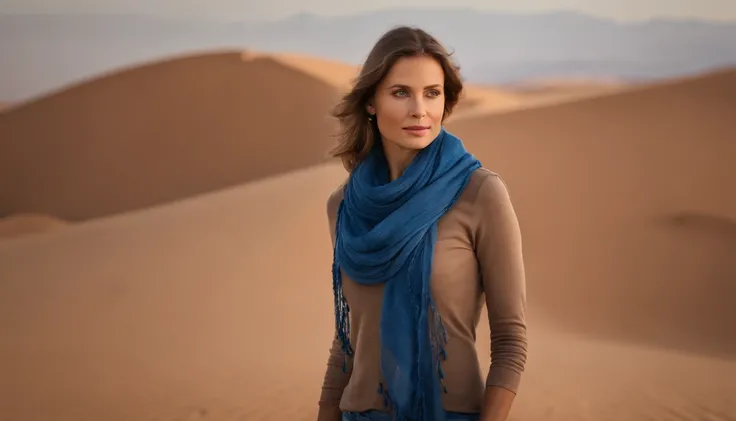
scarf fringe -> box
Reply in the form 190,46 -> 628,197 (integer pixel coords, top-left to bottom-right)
429,297 -> 449,394
333,201 -> 354,373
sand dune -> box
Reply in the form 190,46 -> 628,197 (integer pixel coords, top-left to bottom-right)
1,162 -> 735,421
0,50 -> 342,221
505,84 -> 630,110
507,76 -> 627,92
453,78 -> 631,120
0,213 -> 68,239
266,52 -> 361,92
451,85 -> 523,119
447,66 -> 736,358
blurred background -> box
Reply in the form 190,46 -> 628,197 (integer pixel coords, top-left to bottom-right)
1,1 -> 735,420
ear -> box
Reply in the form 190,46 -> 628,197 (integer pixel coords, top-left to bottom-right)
365,102 -> 376,116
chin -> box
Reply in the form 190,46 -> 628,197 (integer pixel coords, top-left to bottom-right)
398,131 -> 438,150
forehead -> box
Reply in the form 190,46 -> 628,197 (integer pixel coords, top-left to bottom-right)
381,55 -> 445,87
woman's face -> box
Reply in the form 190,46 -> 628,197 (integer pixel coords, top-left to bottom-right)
367,55 -> 446,153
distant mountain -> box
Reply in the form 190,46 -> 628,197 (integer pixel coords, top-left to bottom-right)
1,9 -> 735,100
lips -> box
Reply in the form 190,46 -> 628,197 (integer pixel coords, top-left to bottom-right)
403,125 -> 430,130
402,125 -> 431,137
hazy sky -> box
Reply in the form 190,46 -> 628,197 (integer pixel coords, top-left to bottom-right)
3,0 -> 736,22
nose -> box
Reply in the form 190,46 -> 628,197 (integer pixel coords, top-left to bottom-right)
410,97 -> 426,118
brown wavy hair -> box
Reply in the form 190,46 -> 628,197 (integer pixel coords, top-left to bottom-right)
329,26 -> 464,172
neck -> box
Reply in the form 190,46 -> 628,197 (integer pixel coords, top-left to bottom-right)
382,141 -> 419,181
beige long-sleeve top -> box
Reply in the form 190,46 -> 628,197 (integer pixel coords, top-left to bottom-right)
319,168 -> 528,414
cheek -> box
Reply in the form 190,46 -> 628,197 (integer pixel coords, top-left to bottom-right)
428,98 -> 446,121
376,99 -> 407,126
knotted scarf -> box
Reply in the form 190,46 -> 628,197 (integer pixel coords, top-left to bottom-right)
332,126 -> 481,421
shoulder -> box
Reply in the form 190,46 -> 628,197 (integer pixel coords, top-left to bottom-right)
467,167 -> 513,208
326,180 -> 347,223
467,168 -> 522,248
467,167 -> 519,232
325,181 -> 347,243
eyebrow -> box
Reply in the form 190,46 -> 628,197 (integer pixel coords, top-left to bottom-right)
387,84 -> 443,90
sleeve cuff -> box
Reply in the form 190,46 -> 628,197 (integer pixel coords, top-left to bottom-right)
485,365 -> 522,394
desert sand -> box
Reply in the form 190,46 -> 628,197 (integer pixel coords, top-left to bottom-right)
499,79 -> 630,112
1,51 -> 735,421
505,77 -> 627,93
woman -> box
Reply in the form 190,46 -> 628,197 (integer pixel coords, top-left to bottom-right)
318,26 -> 528,421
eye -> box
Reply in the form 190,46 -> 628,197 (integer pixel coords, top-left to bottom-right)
392,89 -> 409,97
427,89 -> 441,97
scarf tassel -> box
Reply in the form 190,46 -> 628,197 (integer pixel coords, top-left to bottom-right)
430,299 -> 449,394
333,202 -> 354,373
333,264 -> 354,373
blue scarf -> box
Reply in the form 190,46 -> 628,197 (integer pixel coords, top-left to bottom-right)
332,126 -> 481,421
